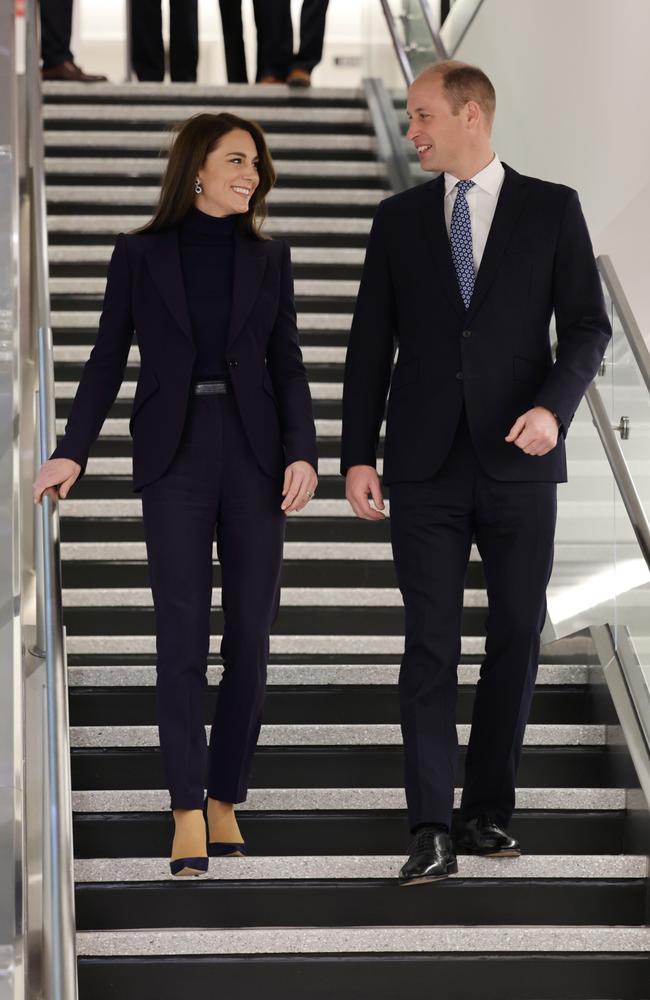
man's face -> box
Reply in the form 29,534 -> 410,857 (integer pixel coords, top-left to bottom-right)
405,76 -> 467,174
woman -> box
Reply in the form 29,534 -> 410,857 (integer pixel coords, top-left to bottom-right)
33,112 -> 319,877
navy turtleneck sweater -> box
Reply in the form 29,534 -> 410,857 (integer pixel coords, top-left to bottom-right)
178,204 -> 237,380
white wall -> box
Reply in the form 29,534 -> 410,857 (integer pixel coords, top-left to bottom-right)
453,0 -> 650,341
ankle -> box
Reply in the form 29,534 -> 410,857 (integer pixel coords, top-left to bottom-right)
207,797 -> 234,811
173,807 -> 205,822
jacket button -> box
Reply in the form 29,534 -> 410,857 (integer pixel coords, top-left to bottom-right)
228,359 -> 238,368
456,371 -> 464,380
462,329 -> 472,338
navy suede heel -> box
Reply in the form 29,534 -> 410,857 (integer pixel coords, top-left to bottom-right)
169,856 -> 209,877
207,841 -> 247,857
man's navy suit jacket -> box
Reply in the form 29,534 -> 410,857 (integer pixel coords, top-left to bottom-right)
51,224 -> 319,492
340,162 -> 612,484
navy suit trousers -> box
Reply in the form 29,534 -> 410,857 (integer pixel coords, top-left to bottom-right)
388,407 -> 557,833
141,391 -> 286,810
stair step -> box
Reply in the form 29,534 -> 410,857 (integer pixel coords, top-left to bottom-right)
44,134 -> 379,163
42,104 -> 373,127
74,877 -> 647,930
67,682 -> 616,726
50,276 -> 361,296
74,952 -> 650,1000
41,82 -> 367,104
71,810 -> 630,858
62,635 -> 478,656
74,853 -> 646,882
68,723 -> 610,748
71,788 -> 626,813
45,158 -> 386,184
52,309 -> 352,327
49,245 -> 367,265
56,381 -> 344,402
60,585 -> 486,607
66,662 -> 590,686
46,186 -> 383,209
70,746 -> 638,792
75,925 -> 650,955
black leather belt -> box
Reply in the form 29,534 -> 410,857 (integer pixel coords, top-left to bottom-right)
191,379 -> 230,395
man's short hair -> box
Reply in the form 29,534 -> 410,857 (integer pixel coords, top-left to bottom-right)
423,60 -> 496,126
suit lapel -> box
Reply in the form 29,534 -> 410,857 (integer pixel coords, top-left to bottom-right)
464,162 -> 529,323
226,227 -> 268,351
419,175 -> 466,317
418,162 -> 529,322
144,223 -> 269,351
144,228 -> 193,345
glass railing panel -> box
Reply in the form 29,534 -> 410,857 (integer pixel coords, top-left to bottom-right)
544,325 -> 621,641
605,283 -> 650,708
361,0 -> 413,86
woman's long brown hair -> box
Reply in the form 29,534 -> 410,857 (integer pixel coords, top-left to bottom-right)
131,112 -> 277,240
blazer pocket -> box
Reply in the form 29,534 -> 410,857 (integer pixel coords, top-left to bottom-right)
513,355 -> 543,382
129,369 -> 160,429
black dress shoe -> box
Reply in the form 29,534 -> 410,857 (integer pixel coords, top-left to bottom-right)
398,828 -> 458,886
455,815 -> 521,857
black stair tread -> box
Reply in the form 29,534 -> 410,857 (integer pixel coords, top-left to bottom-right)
46,175 -> 385,192
44,119 -> 375,136
70,747 -> 639,791
60,561 -> 431,588
59,518 -> 394,543
65,476 -> 353,500
67,685 -> 619,726
75,954 -> 650,1000
47,231 -> 373,247
71,811 -> 628,857
74,879 -> 648,931
60,605 -> 491,637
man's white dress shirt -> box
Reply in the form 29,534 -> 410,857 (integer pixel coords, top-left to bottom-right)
443,153 -> 505,272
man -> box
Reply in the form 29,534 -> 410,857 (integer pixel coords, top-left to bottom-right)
255,0 -> 330,86
40,0 -> 107,81
340,61 -> 611,886
130,0 -> 198,82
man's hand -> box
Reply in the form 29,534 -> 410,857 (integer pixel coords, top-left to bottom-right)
345,465 -> 386,520
33,457 -> 82,505
505,406 -> 559,456
281,460 -> 318,513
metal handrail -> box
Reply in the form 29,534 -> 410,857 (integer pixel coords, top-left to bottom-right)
598,254 -> 650,397
26,0 -> 79,996
379,0 -> 414,85
415,0 -> 449,60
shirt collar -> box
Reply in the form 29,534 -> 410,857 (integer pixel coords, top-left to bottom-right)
444,153 -> 504,198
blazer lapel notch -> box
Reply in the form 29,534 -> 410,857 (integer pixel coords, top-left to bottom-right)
144,228 -> 193,345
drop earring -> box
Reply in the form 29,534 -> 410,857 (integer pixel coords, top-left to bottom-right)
194,178 -> 202,194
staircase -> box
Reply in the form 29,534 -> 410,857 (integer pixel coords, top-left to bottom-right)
44,81 -> 650,999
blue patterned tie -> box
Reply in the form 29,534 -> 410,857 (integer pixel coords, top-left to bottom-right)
449,179 -> 475,309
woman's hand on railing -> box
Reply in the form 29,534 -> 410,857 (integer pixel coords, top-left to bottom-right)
32,458 -> 82,505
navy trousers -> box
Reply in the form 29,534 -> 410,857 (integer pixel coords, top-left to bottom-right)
141,391 -> 286,810
388,407 -> 557,833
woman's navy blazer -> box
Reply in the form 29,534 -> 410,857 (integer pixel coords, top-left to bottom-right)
50,224 -> 319,492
